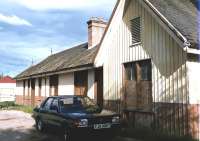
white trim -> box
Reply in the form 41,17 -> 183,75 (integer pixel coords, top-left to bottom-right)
184,47 -> 200,55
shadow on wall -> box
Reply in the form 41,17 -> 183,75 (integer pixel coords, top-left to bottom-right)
103,81 -> 199,139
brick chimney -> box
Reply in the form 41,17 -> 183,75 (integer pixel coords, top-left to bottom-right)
87,17 -> 107,49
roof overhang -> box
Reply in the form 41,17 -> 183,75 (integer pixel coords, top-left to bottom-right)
15,64 -> 94,81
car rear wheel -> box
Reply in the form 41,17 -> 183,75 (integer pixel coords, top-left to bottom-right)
36,118 -> 44,132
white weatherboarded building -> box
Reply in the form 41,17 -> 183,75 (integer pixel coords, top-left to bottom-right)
0,76 -> 16,102
95,0 -> 200,139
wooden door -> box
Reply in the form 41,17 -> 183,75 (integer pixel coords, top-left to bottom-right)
95,68 -> 103,107
50,75 -> 58,96
74,71 -> 88,96
124,60 -> 152,111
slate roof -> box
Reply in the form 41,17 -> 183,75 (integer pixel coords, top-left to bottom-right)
148,0 -> 199,48
16,43 -> 98,79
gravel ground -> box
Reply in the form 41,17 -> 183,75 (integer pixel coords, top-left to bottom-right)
0,110 -> 71,141
0,110 -> 139,141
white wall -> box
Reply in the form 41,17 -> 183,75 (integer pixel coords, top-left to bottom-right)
41,77 -> 49,97
188,61 -> 200,104
35,78 -> 39,96
58,73 -> 74,95
87,70 -> 95,99
16,81 -> 22,96
25,80 -> 28,96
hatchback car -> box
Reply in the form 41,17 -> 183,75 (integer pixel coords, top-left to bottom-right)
32,95 -> 120,140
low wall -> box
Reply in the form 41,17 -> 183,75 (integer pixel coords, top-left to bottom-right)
0,94 -> 15,102
15,95 -> 46,106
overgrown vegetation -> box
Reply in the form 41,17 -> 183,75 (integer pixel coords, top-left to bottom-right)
120,127 -> 197,141
0,101 -> 33,113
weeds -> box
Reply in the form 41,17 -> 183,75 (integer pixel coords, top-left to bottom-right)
0,101 -> 33,113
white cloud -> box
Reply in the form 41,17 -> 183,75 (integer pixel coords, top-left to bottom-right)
0,13 -> 32,26
9,0 -> 116,11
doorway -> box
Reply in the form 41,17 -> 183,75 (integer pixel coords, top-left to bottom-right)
31,78 -> 35,106
124,59 -> 152,111
74,70 -> 88,96
95,67 -> 103,107
50,75 -> 58,96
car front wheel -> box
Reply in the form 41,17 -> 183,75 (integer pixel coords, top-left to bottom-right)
36,118 -> 45,132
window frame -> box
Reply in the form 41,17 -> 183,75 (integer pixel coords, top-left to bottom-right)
124,59 -> 151,81
43,97 -> 54,110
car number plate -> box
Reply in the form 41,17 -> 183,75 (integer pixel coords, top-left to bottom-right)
94,123 -> 111,129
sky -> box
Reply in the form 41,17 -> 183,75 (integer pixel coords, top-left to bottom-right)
0,0 -> 116,77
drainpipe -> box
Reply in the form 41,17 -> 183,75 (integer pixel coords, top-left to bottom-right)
182,38 -> 191,136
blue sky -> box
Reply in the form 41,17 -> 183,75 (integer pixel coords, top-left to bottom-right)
0,0 -> 116,77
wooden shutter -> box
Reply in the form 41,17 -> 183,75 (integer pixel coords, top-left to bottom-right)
131,17 -> 141,44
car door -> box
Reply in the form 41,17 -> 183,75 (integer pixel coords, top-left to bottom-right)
48,98 -> 63,127
40,97 -> 54,124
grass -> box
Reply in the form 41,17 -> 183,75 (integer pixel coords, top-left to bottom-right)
120,127 -> 197,141
0,101 -> 33,113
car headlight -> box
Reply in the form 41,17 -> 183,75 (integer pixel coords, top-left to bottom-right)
112,116 -> 120,124
76,119 -> 88,127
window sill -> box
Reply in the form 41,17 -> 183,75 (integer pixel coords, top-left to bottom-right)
130,42 -> 141,47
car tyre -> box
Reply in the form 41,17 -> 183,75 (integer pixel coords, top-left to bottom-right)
36,118 -> 45,132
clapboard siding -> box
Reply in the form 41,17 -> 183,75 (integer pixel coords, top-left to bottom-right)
96,0 -> 187,104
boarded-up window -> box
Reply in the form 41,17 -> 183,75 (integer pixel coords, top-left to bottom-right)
131,17 -> 141,44
124,60 -> 152,111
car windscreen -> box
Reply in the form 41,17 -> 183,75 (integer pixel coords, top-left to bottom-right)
59,97 -> 100,113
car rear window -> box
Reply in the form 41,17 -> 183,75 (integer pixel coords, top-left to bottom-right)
59,97 -> 99,113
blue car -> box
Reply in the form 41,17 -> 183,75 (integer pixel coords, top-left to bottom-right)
32,95 -> 120,140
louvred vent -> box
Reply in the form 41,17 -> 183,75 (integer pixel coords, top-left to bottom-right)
131,17 -> 141,44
